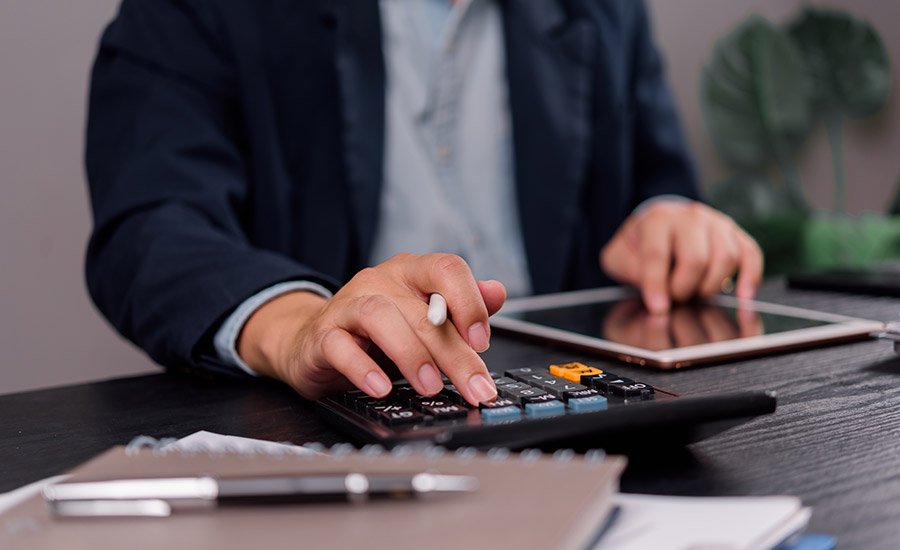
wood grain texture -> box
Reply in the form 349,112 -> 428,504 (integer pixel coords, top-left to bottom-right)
1,285 -> 898,548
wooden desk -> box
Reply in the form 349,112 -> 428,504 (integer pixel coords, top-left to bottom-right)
2,286 -> 898,548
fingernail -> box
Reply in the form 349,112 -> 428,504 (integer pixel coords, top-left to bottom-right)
468,374 -> 497,404
365,371 -> 392,397
417,363 -> 443,395
646,292 -> 670,313
467,322 -> 490,352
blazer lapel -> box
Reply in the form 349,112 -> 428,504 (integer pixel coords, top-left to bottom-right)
323,0 -> 386,267
501,0 -> 596,294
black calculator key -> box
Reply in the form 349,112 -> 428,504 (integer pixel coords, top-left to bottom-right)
379,405 -> 425,426
493,377 -> 517,387
343,390 -> 366,406
441,385 -> 466,403
585,372 -> 621,393
522,393 -> 561,405
365,399 -> 400,417
539,381 -> 587,398
518,372 -> 558,386
422,404 -> 468,420
609,380 -> 654,398
497,382 -> 532,398
504,367 -> 549,381
488,371 -> 505,379
409,396 -> 453,412
503,386 -> 548,405
479,398 -> 517,409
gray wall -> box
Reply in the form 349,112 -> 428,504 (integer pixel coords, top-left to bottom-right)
648,0 -> 900,214
0,0 -> 156,395
1,1 -> 898,395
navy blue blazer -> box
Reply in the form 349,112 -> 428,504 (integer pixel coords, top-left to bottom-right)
85,0 -> 699,375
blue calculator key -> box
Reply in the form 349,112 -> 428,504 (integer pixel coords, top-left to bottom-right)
567,395 -> 608,413
524,400 -> 566,418
481,406 -> 522,423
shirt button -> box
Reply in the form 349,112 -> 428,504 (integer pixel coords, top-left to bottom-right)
437,146 -> 452,159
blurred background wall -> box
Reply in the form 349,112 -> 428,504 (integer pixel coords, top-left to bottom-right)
1,0 -> 897,394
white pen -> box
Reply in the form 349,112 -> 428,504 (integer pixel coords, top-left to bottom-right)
428,293 -> 448,326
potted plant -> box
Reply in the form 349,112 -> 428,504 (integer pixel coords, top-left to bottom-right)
700,7 -> 899,276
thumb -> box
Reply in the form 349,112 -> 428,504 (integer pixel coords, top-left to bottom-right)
478,280 -> 507,316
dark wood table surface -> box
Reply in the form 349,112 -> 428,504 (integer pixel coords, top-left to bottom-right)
2,285 -> 899,548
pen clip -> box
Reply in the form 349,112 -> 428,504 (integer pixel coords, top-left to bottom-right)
49,499 -> 173,518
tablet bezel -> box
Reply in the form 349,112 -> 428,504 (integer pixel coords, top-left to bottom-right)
490,287 -> 884,369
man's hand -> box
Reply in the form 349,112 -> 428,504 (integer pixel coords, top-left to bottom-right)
236,253 -> 506,406
600,200 -> 763,313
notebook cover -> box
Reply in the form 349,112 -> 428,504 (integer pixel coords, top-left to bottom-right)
0,446 -> 625,550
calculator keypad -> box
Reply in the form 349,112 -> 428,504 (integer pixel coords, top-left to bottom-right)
338,362 -> 655,429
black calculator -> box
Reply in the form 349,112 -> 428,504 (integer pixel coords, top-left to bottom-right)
316,362 -> 776,451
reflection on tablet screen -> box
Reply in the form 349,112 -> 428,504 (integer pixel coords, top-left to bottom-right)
503,298 -> 832,351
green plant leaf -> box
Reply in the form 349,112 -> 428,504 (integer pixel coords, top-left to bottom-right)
789,8 -> 891,118
707,175 -> 807,225
700,15 -> 814,170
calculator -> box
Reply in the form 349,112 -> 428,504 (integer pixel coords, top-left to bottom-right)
316,362 -> 777,451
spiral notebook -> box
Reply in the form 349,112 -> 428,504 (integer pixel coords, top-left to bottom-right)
0,435 -> 625,550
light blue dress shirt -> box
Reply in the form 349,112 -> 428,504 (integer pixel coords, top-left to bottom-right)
214,0 -> 529,374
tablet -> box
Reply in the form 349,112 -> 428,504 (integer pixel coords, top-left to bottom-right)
490,287 -> 883,369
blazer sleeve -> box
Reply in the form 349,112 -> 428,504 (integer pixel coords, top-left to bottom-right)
628,0 -> 701,206
84,0 -> 338,376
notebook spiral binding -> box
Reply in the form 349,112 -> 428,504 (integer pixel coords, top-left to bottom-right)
124,436 -> 607,464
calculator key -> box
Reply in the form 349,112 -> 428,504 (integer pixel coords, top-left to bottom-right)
409,396 -> 453,412
567,395 -> 608,413
518,372 -> 558,385
505,367 -> 549,381
422,404 -> 469,420
549,362 -> 599,382
524,400 -> 566,418
503,386 -> 548,405
584,372 -> 619,393
521,393 -> 561,405
365,399 -> 401,418
493,377 -> 517,387
441,385 -> 466,403
379,406 -> 425,426
479,398 -> 517,409
609,380 -> 654,398
497,382 -> 532,398
343,390 -> 366,406
564,388 -> 600,401
539,381 -> 588,398
481,406 -> 522,423
487,371 -> 505,379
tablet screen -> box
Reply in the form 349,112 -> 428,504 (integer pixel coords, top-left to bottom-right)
502,297 -> 832,351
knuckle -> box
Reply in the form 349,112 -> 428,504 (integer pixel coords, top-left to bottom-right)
433,254 -> 468,277
352,267 -> 382,287
679,249 -> 708,270
319,328 -> 345,354
357,294 -> 392,318
414,312 -> 439,334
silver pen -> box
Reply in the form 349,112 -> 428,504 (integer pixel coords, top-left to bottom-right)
43,472 -> 478,517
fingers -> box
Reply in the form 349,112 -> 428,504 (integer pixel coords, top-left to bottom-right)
477,279 -> 507,316
669,212 -> 710,303
403,254 -> 493,353
636,211 -> 675,314
318,327 -> 393,398
602,201 -> 764,312
698,224 -> 740,297
333,294 -> 444,397
735,230 -> 764,300
335,255 -> 498,406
